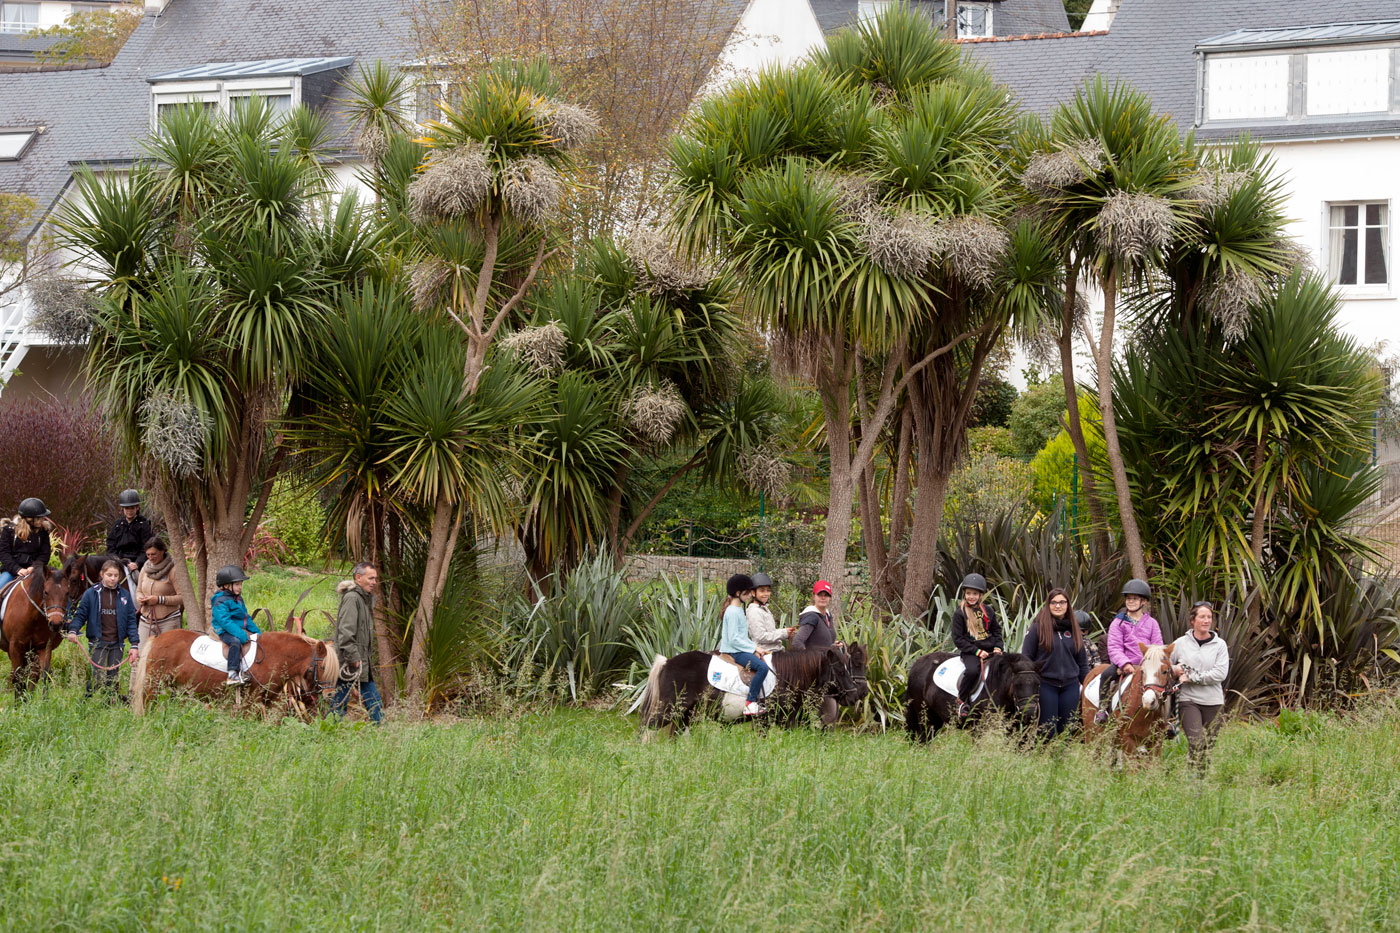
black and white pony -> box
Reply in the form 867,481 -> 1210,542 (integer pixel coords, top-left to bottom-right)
904,651 -> 1041,742
637,645 -> 868,739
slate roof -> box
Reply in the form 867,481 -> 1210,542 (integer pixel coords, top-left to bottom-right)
964,1 -> 1400,141
1197,20 -> 1400,51
809,1 -> 1069,38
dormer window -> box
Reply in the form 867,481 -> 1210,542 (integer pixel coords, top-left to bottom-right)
0,2 -> 38,35
0,128 -> 37,161
147,57 -> 352,129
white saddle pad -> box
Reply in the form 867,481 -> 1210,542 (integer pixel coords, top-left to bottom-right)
190,634 -> 258,672
933,657 -> 986,702
0,579 -> 19,622
707,655 -> 777,699
1083,674 -> 1129,712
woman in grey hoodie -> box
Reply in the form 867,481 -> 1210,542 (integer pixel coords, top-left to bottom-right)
1170,601 -> 1231,772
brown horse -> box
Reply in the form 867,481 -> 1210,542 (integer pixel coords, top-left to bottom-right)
1080,642 -> 1176,764
60,553 -> 108,608
0,568 -> 70,695
130,629 -> 340,719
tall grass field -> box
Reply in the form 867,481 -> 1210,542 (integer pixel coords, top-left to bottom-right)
0,677 -> 1397,931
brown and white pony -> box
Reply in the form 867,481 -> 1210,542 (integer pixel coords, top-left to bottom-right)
0,568 -> 69,696
1081,642 -> 1176,764
130,629 -> 340,719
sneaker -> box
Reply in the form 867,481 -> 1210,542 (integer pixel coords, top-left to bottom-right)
743,701 -> 765,716
957,701 -> 971,719
225,672 -> 246,686
1094,709 -> 1109,725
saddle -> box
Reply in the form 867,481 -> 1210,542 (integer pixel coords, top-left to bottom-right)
932,656 -> 987,702
706,653 -> 777,699
189,634 -> 259,673
713,653 -> 757,686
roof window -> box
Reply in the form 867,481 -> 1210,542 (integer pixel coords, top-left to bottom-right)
0,129 -> 37,161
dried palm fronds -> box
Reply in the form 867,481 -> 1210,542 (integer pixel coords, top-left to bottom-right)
1098,191 -> 1175,264
355,124 -> 390,164
407,145 -> 493,223
501,156 -> 561,226
740,446 -> 790,499
27,271 -> 95,346
501,322 -> 567,375
863,212 -> 940,279
410,256 -> 454,311
535,100 -> 600,150
626,381 -> 687,445
140,393 -> 210,478
624,226 -> 713,293
1200,267 -> 1263,342
1184,170 -> 1250,210
1021,138 -> 1105,194
931,214 -> 1009,291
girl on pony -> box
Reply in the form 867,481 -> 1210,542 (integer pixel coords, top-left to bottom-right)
951,572 -> 1002,719
210,564 -> 259,685
1021,588 -> 1089,738
0,497 -> 53,590
1095,578 -> 1164,724
718,573 -> 768,717
745,571 -> 793,653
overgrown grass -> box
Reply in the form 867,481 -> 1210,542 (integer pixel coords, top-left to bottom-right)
0,688 -> 1398,930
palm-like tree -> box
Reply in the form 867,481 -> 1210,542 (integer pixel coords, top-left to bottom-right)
56,100 -> 381,628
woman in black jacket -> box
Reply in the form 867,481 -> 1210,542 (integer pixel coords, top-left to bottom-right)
1021,588 -> 1090,738
0,498 -> 53,589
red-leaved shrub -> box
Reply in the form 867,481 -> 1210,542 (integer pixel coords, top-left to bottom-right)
0,397 -> 130,548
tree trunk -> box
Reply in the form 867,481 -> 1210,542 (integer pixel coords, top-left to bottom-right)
1095,267 -> 1148,579
1057,264 -> 1112,556
368,500 -> 397,704
883,403 -> 913,601
1247,443 -> 1269,627
857,461 -> 889,605
604,459 -> 631,559
816,340 -> 855,591
404,491 -> 454,698
900,439 -> 951,622
155,483 -> 206,633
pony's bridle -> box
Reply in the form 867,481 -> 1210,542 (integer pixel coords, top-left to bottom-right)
15,578 -> 67,630
1011,668 -> 1041,715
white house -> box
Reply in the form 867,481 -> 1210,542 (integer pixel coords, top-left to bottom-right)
0,0 -> 131,68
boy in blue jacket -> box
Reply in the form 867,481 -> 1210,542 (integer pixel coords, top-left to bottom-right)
64,559 -> 139,698
210,564 -> 259,685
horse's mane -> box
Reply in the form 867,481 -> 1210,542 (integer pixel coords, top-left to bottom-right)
26,565 -> 47,601
771,648 -> 829,682
1142,644 -> 1170,667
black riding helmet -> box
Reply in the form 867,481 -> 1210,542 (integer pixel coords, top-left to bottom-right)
959,572 -> 988,593
751,572 -> 774,588
17,497 -> 49,519
215,565 -> 249,587
726,573 -> 755,598
1122,578 -> 1152,599
117,489 -> 141,508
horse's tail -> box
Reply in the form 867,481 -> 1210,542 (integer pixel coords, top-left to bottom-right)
130,639 -> 155,715
635,654 -> 667,732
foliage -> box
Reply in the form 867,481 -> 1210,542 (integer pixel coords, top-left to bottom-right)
0,397 -> 128,535
965,425 -> 1018,459
943,454 -> 1035,526
1029,403 -> 1105,519
1062,0 -> 1094,29
968,375 -> 1018,428
1008,381 -> 1068,457
262,476 -> 327,567
1369,341 -> 1400,443
0,192 -> 35,266
627,570 -> 724,670
31,4 -> 140,65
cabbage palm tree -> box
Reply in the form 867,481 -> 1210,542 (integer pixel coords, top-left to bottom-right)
55,100 -> 381,629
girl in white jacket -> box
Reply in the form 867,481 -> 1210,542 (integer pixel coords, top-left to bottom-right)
1170,602 -> 1231,771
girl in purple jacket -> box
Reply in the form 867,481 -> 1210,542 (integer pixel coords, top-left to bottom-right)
1095,578 -> 1165,724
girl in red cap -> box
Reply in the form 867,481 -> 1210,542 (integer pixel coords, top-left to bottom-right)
792,580 -> 837,649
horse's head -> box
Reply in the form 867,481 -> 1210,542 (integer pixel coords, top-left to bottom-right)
820,647 -> 863,707
990,652 -> 1041,726
844,642 -> 870,705
29,567 -> 69,629
1137,642 -> 1175,712
60,553 -> 94,611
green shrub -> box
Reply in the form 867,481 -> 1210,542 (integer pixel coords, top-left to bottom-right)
966,426 -> 1018,459
1029,411 -> 1104,516
944,455 -> 1035,525
969,374 -> 1017,428
1008,382 -> 1068,457
263,476 -> 327,566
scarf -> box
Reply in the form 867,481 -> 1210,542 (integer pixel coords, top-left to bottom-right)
142,553 -> 174,581
964,603 -> 990,641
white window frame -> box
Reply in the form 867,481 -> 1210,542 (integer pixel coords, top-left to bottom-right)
0,127 -> 38,161
151,77 -> 300,129
1199,42 -> 1400,127
0,1 -> 39,34
956,2 -> 993,39
1325,200 -> 1392,298
405,78 -> 452,127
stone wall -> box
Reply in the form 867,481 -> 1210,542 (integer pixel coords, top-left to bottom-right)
623,554 -> 864,590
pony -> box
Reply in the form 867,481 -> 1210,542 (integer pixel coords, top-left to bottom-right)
0,568 -> 69,696
637,645 -> 867,739
130,629 -> 340,720
60,552 -> 108,610
904,651 -> 1042,742
1080,642 -> 1176,764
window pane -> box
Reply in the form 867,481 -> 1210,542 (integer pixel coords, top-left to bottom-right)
415,84 -> 440,124
1364,205 -> 1388,286
1366,203 -> 1383,226
958,7 -> 989,37
1206,55 -> 1290,121
0,132 -> 34,159
1307,49 -> 1390,115
1,2 -> 38,33
1329,205 -> 1358,286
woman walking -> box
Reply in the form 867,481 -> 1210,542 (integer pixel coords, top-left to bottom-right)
135,537 -> 184,641
1171,602 -> 1231,773
0,498 -> 53,590
718,573 -> 768,717
1021,588 -> 1089,738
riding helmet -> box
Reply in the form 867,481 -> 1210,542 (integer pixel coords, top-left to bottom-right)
17,497 -> 50,519
959,572 -> 988,593
751,571 -> 774,588
726,573 -> 755,597
215,564 -> 249,587
1075,609 -> 1095,630
1122,578 -> 1152,599
116,489 -> 142,508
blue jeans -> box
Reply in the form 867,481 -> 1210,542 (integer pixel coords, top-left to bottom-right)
220,634 -> 244,675
1039,680 -> 1080,737
331,678 -> 383,723
728,651 -> 770,704
0,571 -> 14,590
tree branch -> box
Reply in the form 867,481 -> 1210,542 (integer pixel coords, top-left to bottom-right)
483,240 -> 552,346
619,447 -> 706,553
238,440 -> 290,558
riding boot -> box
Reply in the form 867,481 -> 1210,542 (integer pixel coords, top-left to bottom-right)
957,662 -> 978,718
1094,669 -> 1119,724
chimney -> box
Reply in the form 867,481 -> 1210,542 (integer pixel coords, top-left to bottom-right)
1079,0 -> 1121,32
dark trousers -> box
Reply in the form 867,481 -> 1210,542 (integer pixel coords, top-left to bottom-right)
1038,680 -> 1079,737
728,651 -> 770,704
220,634 -> 243,674
86,642 -> 124,698
957,654 -> 982,702
1180,702 -> 1222,771
331,677 -> 384,723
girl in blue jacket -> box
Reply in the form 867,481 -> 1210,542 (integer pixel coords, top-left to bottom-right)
210,564 -> 259,685
64,559 -> 139,697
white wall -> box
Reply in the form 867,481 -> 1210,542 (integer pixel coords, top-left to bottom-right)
1266,135 -> 1400,352
712,0 -> 826,88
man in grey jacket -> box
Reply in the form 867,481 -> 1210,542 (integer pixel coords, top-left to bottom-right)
331,562 -> 383,724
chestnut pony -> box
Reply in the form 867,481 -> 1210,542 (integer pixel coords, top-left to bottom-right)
131,630 -> 340,719
0,568 -> 69,695
1080,642 -> 1176,764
